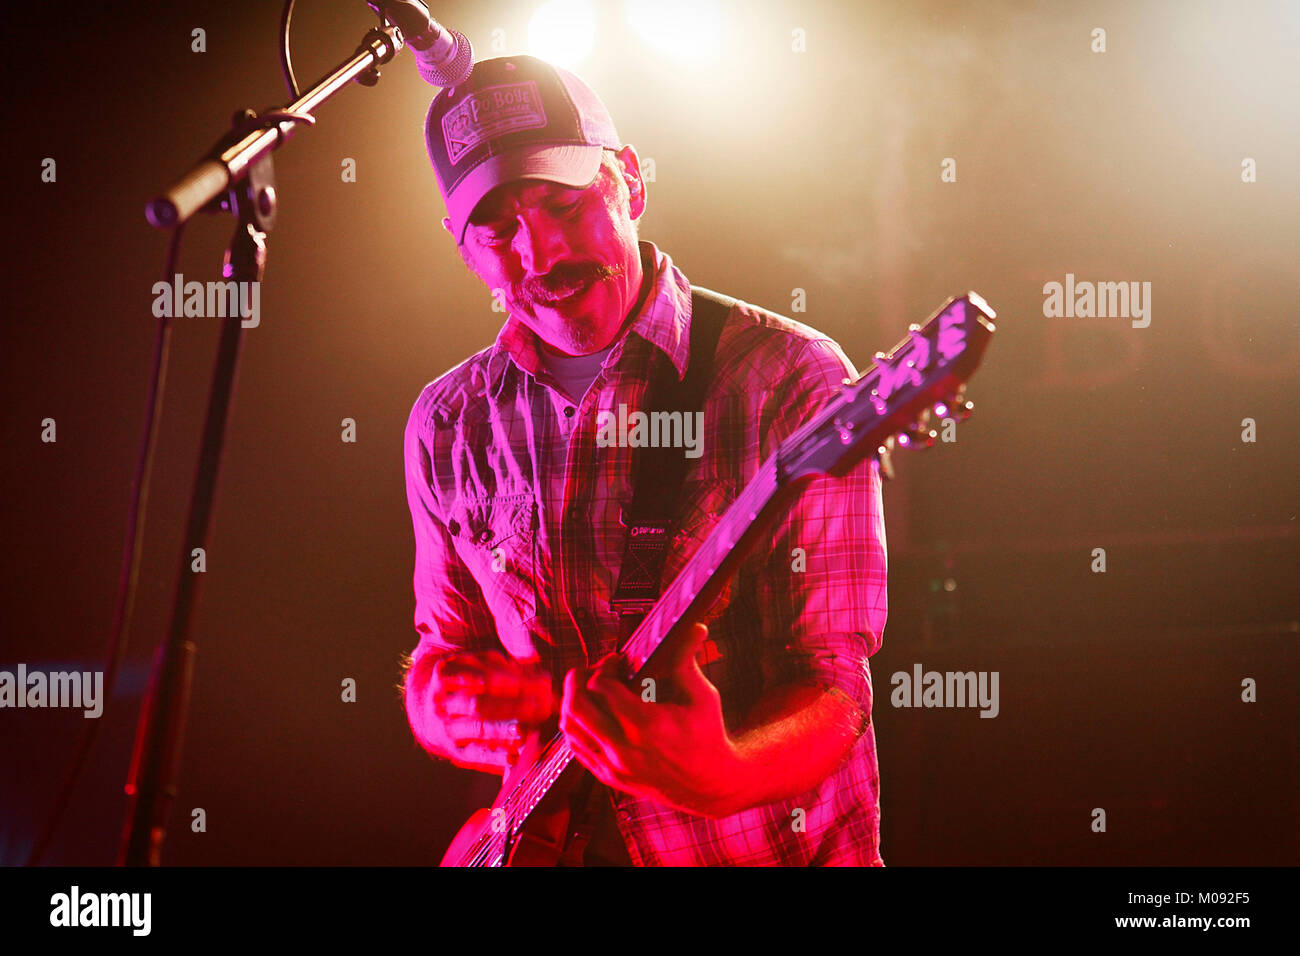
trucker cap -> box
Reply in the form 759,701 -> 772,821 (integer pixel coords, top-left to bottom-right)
425,55 -> 622,245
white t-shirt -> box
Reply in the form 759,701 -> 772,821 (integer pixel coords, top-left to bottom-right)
536,341 -> 615,405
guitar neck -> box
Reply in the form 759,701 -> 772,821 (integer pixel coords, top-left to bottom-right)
619,456 -> 796,675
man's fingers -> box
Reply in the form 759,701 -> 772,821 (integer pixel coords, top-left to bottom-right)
449,742 -> 521,774
561,671 -> 633,774
445,716 -> 523,750
564,727 -> 623,789
586,653 -> 648,713
432,688 -> 479,719
482,667 -> 524,697
592,652 -> 624,676
513,681 -> 554,724
433,655 -> 489,694
435,690 -> 530,722
432,653 -> 555,722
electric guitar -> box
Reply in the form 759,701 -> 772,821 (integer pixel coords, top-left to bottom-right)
441,292 -> 997,866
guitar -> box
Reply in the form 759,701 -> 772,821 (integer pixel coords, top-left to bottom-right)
441,292 -> 997,866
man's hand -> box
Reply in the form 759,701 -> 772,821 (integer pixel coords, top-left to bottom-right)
426,650 -> 555,772
559,623 -> 750,818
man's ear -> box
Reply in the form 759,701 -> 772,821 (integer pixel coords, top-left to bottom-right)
441,216 -> 453,235
615,145 -> 647,220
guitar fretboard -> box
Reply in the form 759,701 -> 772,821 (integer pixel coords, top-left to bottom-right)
621,458 -> 782,672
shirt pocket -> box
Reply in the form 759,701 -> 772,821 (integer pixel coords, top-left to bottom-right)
447,492 -> 538,627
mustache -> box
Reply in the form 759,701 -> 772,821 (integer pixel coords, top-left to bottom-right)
520,261 -> 624,303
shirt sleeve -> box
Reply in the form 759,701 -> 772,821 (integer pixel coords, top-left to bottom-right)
754,337 -> 888,717
403,393 -> 501,662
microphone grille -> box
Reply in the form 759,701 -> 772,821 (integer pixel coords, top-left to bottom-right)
418,30 -> 474,87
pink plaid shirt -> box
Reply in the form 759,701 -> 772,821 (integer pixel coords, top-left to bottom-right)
404,241 -> 888,865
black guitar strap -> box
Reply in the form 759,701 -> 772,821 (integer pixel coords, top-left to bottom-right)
562,286 -> 731,867
609,286 -> 733,638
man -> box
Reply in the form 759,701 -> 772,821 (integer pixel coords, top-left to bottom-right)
402,55 -> 888,865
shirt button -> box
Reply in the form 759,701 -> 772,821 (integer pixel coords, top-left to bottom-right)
564,406 -> 575,418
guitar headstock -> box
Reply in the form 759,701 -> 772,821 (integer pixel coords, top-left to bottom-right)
778,292 -> 996,483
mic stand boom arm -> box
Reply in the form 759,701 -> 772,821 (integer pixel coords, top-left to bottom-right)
145,22 -> 404,229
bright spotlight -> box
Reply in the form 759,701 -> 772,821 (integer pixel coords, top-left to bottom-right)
527,0 -> 597,69
626,0 -> 723,59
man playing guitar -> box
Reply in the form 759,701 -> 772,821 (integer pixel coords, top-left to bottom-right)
403,55 -> 888,865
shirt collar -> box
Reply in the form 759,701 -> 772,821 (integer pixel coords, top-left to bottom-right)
484,240 -> 692,400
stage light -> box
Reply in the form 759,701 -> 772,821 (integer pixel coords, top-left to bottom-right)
527,0 -> 597,69
626,0 -> 723,60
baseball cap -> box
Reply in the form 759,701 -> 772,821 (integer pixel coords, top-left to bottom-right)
425,55 -> 622,245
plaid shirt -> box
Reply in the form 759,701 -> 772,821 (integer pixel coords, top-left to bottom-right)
403,241 -> 888,865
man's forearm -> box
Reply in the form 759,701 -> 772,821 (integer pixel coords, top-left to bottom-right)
723,682 -> 866,815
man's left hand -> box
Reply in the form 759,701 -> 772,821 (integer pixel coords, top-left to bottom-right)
559,622 -> 749,818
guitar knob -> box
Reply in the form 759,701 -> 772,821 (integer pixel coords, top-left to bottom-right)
876,442 -> 896,480
898,419 -> 938,448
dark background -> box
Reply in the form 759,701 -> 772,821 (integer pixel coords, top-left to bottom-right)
1,0 -> 1295,865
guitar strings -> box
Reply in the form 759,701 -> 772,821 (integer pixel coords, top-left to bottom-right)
460,734 -> 573,866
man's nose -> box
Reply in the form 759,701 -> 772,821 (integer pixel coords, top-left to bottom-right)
512,215 -> 567,276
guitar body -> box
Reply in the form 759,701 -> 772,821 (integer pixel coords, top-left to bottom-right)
439,727 -> 596,867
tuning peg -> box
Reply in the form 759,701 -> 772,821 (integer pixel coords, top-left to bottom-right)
876,440 -> 896,480
896,422 -> 937,448
934,384 -> 971,419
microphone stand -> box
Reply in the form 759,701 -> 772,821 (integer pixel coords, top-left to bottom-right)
120,16 -> 408,867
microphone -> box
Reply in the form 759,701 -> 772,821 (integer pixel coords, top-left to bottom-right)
371,1 -> 473,87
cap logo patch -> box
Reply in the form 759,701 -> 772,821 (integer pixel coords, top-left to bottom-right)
442,81 -> 547,166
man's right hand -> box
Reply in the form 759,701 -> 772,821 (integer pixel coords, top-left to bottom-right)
424,650 -> 555,772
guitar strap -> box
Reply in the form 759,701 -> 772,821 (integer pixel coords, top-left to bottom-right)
609,286 -> 733,639
564,287 -> 731,867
